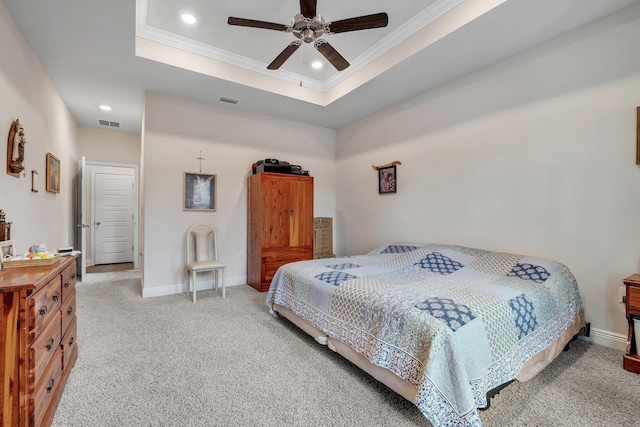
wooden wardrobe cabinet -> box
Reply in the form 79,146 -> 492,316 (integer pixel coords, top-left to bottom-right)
0,255 -> 78,427
247,172 -> 314,291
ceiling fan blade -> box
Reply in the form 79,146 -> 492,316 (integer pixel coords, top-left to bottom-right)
326,12 -> 389,34
227,17 -> 289,32
300,0 -> 317,19
267,41 -> 302,70
314,40 -> 349,71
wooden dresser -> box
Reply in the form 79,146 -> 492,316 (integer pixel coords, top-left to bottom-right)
623,274 -> 640,374
247,172 -> 314,291
0,255 -> 78,427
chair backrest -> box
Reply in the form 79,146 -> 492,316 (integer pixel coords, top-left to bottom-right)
186,224 -> 218,263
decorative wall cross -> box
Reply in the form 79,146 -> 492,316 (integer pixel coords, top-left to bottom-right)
196,151 -> 205,173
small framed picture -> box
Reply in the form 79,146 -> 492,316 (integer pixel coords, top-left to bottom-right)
378,165 -> 397,194
184,172 -> 217,211
46,152 -> 61,193
1,240 -> 16,266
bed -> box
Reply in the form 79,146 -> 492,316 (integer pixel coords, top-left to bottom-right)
265,242 -> 584,426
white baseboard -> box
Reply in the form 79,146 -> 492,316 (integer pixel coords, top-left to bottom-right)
142,275 -> 248,298
580,327 -> 627,351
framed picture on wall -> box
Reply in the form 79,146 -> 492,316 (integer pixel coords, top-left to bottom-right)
636,106 -> 640,164
46,152 -> 60,193
1,240 -> 15,265
184,172 -> 216,211
378,165 -> 397,194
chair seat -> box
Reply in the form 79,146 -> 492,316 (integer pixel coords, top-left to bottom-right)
187,260 -> 226,271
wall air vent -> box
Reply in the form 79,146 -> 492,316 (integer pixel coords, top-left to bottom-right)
98,119 -> 121,128
219,96 -> 240,105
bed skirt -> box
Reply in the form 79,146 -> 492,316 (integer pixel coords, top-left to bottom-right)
272,303 -> 585,405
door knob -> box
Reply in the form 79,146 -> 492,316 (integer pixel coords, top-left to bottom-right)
95,222 -> 101,226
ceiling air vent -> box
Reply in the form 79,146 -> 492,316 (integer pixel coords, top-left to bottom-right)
219,96 -> 240,105
98,119 -> 120,128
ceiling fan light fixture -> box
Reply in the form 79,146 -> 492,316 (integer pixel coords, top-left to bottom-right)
311,60 -> 323,69
228,3 -> 388,71
301,28 -> 315,43
181,13 -> 196,25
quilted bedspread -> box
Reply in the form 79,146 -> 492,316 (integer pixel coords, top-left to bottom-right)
265,243 -> 583,426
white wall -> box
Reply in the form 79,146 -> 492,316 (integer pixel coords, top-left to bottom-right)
0,2 -> 77,254
141,92 -> 336,297
77,126 -> 141,165
335,5 -> 640,348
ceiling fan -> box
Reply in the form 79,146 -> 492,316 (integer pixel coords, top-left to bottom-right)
228,0 -> 389,71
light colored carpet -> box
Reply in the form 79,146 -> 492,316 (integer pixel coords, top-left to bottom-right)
52,272 -> 640,426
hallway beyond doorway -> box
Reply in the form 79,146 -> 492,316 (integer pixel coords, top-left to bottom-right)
86,262 -> 134,273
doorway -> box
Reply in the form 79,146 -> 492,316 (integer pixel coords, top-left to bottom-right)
82,161 -> 139,274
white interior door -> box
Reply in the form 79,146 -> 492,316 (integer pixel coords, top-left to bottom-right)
92,171 -> 134,265
77,156 -> 87,277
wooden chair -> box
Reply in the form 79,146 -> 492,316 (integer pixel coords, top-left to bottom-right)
186,224 -> 226,302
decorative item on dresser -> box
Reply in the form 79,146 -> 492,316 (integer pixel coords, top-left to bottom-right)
623,274 -> 640,373
247,172 -> 313,292
0,254 -> 78,427
0,209 -> 12,242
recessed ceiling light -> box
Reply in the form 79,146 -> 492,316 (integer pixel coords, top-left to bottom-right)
181,13 -> 196,24
311,60 -> 323,69
99,105 -> 112,111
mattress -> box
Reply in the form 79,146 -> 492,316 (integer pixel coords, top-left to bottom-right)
266,242 -> 584,426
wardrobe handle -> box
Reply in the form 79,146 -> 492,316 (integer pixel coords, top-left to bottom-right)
39,305 -> 48,316
46,338 -> 55,351
67,307 -> 73,316
46,378 -> 55,393
52,291 -> 60,302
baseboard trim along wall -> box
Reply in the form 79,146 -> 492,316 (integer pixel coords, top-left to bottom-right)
142,276 -> 248,298
581,327 -> 627,351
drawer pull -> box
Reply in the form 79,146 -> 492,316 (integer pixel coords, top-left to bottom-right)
67,306 -> 73,316
46,338 -> 55,351
64,281 -> 70,288
46,378 -> 55,393
52,291 -> 60,302
39,305 -> 48,316
68,336 -> 75,347
71,273 -> 76,280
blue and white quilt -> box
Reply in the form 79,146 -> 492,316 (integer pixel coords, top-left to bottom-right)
266,243 -> 583,426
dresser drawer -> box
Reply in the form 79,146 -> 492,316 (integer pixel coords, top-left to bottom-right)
263,262 -> 282,285
29,313 -> 61,388
628,285 -> 640,314
31,347 -> 62,427
61,316 -> 77,372
61,290 -> 76,335
28,275 -> 62,343
61,263 -> 77,302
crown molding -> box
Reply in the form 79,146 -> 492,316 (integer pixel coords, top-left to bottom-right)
136,0 -> 465,95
